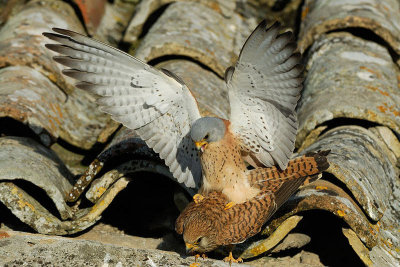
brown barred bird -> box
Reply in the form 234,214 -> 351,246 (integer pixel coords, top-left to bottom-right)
43,20 -> 303,206
176,150 -> 330,264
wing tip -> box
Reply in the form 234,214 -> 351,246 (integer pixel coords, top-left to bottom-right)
224,66 -> 235,83
51,27 -> 75,36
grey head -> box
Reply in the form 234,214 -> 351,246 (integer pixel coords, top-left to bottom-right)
190,117 -> 226,145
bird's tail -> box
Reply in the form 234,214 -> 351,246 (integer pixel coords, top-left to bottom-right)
249,150 -> 330,188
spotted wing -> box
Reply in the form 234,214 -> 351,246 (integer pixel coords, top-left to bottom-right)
226,21 -> 303,169
43,28 -> 202,188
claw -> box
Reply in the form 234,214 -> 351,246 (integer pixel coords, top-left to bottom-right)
223,252 -> 243,265
193,194 -> 205,204
224,201 -> 235,210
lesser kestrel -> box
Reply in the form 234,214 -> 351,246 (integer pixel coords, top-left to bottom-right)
176,151 -> 330,263
43,20 -> 303,207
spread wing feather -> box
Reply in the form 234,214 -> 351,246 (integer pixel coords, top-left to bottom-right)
43,29 -> 202,188
226,21 -> 303,170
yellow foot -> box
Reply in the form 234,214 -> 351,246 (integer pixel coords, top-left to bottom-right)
195,253 -> 207,260
223,252 -> 243,265
224,202 -> 236,210
193,194 -> 205,204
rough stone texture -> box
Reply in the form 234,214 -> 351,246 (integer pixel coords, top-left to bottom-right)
297,32 -> 400,147
123,0 -> 236,44
0,66 -> 115,149
298,0 -> 400,61
0,137 -> 73,219
94,0 -> 138,46
134,1 -> 257,76
239,216 -> 303,259
0,0 -> 119,149
298,126 -> 400,264
302,126 -> 397,222
0,230 -> 246,267
263,179 -> 376,248
342,228 -> 373,266
0,0 -> 84,95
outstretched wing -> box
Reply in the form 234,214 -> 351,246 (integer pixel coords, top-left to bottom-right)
43,28 -> 202,188
226,21 -> 303,170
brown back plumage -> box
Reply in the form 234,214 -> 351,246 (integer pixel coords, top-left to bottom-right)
176,150 -> 330,251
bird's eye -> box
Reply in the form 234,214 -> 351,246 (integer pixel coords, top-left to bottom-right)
196,237 -> 203,244
204,134 -> 209,140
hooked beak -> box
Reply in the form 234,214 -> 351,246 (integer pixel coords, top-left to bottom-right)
185,242 -> 198,254
195,140 -> 208,152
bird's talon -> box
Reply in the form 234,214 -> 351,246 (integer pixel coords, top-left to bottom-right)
223,252 -> 242,264
193,194 -> 205,204
224,202 -> 235,210
194,253 -> 207,261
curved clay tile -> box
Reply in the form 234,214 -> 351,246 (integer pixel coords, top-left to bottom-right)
123,0 -> 236,44
0,137 -> 73,222
0,66 -> 116,149
297,32 -> 400,146
0,0 -> 84,95
133,1 -> 256,76
298,0 -> 400,64
296,126 -> 400,265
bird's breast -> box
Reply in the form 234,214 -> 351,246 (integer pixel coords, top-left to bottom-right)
199,139 -> 259,203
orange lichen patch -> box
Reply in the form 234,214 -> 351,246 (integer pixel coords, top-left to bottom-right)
205,48 -> 215,57
47,118 -> 57,133
368,224 -> 379,237
185,39 -> 191,45
209,2 -> 222,13
0,231 -> 10,239
377,105 -> 387,113
392,110 -> 400,117
47,73 -> 57,83
301,6 -> 309,21
359,66 -> 382,79
377,103 -> 400,117
365,85 -> 389,96
88,199 -> 105,215
248,243 -> 267,256
55,104 -> 63,119
315,185 -> 328,190
337,210 -> 346,217
93,186 -> 107,199
381,237 -> 394,249
17,198 -> 35,211
11,186 -> 36,212
366,110 -> 377,120
397,74 -> 400,88
0,106 -> 28,121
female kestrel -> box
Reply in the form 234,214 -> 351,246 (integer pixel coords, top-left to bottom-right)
43,20 -> 303,205
176,151 -> 330,264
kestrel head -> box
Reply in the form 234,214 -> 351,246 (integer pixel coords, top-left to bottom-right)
190,117 -> 226,152
180,211 -> 219,254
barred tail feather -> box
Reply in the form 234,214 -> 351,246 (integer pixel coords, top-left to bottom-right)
249,150 -> 330,188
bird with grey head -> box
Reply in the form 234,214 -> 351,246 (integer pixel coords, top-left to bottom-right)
190,117 -> 226,152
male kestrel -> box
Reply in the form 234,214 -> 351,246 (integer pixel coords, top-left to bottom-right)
43,20 -> 303,207
176,151 -> 330,264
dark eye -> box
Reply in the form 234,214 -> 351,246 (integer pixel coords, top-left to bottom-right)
204,134 -> 209,140
196,237 -> 203,244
